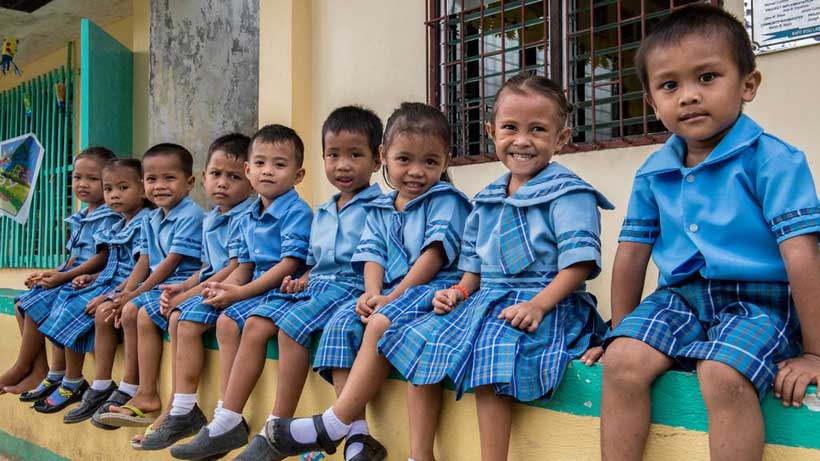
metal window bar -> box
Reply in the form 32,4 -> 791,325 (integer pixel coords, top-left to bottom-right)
0,46 -> 74,268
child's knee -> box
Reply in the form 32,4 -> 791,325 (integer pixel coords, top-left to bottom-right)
216,314 -> 239,340
178,320 -> 203,343
603,338 -> 669,387
365,314 -> 392,338
168,310 -> 181,331
243,316 -> 276,342
697,360 -> 756,406
137,307 -> 153,329
121,303 -> 139,327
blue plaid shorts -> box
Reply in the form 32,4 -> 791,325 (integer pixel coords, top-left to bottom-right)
276,280 -> 361,349
135,289 -> 168,330
221,291 -> 281,331
18,284 -> 74,325
39,282 -> 115,352
312,298 -> 362,383
178,295 -> 220,326
606,278 -> 802,396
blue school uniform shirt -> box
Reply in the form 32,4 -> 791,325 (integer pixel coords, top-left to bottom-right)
619,114 -> 820,287
200,197 -> 255,281
352,181 -> 472,286
308,183 -> 382,286
460,163 -> 613,283
140,196 -> 205,283
234,188 -> 313,278
93,207 -> 151,285
65,204 -> 122,265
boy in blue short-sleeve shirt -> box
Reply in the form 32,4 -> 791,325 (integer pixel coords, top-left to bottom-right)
601,6 -> 820,461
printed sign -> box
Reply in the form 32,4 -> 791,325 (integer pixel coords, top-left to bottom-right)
745,0 -> 820,54
0,133 -> 44,224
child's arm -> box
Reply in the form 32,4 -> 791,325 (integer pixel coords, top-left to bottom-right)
39,250 -> 109,288
431,272 -> 481,314
774,234 -> 820,406
118,253 -> 186,305
281,268 -> 310,294
203,258 -> 301,308
355,262 -> 386,321
498,261 -> 597,333
371,242 -> 448,310
610,242 -> 654,328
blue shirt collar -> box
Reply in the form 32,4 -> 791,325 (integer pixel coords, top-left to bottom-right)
65,203 -> 118,226
209,195 -> 256,219
251,188 -> 300,219
318,183 -> 383,214
637,114 -> 764,177
367,181 -> 467,211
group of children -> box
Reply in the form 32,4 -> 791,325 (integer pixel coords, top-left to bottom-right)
0,5 -> 819,461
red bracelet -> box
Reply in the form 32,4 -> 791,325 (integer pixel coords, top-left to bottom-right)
451,284 -> 470,301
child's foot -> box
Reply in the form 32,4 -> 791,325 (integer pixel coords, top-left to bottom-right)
131,412 -> 166,448
169,419 -> 249,460
33,378 -> 89,413
2,362 -> 48,395
18,370 -> 64,402
108,394 -> 162,418
141,405 -> 208,451
0,364 -> 32,391
263,410 -> 349,457
90,389 -> 132,431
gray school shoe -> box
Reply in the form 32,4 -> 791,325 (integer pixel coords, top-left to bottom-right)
169,418 -> 249,460
63,382 -> 117,424
140,404 -> 208,450
232,434 -> 282,461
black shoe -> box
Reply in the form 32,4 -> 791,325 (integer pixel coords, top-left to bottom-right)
233,434 -> 281,461
141,404 -> 208,451
33,381 -> 89,414
90,388 -> 131,430
63,382 -> 117,424
345,434 -> 388,461
169,419 -> 249,460
19,377 -> 62,402
263,415 -> 343,458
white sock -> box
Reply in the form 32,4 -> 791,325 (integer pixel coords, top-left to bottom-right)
207,408 -> 242,437
259,414 -> 278,436
169,393 -> 197,416
118,381 -> 138,397
90,379 -> 112,391
345,420 -> 369,460
290,407 -> 350,444
211,399 -> 224,419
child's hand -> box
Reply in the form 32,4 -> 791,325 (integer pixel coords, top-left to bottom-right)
159,284 -> 184,312
84,294 -> 108,315
202,282 -> 239,309
72,274 -> 94,290
432,288 -> 464,315
498,301 -> 546,333
774,354 -> 820,408
355,292 -> 379,322
39,271 -> 66,288
580,346 -> 604,366
280,276 -> 308,294
100,300 -> 123,325
25,271 -> 44,288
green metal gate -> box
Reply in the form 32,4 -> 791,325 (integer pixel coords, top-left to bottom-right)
0,47 -> 75,268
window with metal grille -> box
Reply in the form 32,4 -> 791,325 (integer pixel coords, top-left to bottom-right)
427,0 -> 717,162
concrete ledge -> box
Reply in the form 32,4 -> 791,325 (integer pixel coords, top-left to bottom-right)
1,289 -> 818,460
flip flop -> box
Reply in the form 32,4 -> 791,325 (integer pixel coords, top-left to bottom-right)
98,403 -> 158,427
131,424 -> 155,450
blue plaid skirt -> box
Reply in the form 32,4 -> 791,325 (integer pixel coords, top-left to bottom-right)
135,289 -> 169,330
270,279 -> 362,349
379,283 -> 607,402
313,280 -> 453,383
606,278 -> 801,396
38,281 -> 117,352
17,283 -> 75,325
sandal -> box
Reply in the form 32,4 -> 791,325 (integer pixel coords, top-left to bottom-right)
19,377 -> 62,402
345,434 -> 387,461
132,424 -> 155,449
98,403 -> 158,427
263,415 -> 343,457
90,389 -> 131,430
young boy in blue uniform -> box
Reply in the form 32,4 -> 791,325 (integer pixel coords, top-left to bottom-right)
601,6 -> 820,460
97,143 -> 205,427
171,124 -> 313,460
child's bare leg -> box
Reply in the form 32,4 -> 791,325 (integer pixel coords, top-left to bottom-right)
475,385 -> 512,461
174,320 -> 210,394
601,338 -> 673,461
157,311 -> 181,422
222,316 -> 277,413
0,307 -> 47,388
408,383 -> 441,461
697,360 -> 764,461
215,314 -> 242,396
64,348 -> 85,380
110,307 -> 163,414
119,302 -> 141,385
332,314 -> 393,423
271,329 -> 311,418
49,343 -> 66,373
93,306 -> 119,381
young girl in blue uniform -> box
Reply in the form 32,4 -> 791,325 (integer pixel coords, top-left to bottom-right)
381,75 -> 611,461
35,159 -> 150,416
263,102 -> 472,461
0,147 -> 120,400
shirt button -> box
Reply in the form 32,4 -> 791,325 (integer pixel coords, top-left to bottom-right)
689,224 -> 699,232
686,174 -> 695,183
254,249 -> 260,254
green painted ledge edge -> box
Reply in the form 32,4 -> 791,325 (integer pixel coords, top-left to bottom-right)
0,428 -> 69,461
1,289 -> 817,450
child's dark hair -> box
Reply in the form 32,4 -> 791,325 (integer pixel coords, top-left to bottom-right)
635,4 -> 756,92
103,158 -> 154,209
250,124 -> 305,168
76,146 -> 116,165
321,105 -> 383,158
207,133 -> 251,166
382,102 -> 452,186
142,143 -> 194,177
490,73 -> 570,126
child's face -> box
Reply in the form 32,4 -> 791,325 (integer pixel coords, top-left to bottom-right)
72,157 -> 105,206
487,90 -> 570,184
203,150 -> 252,212
103,167 -> 144,218
245,140 -> 304,202
142,154 -> 195,212
645,34 -> 761,154
381,132 -> 448,204
323,130 -> 379,197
